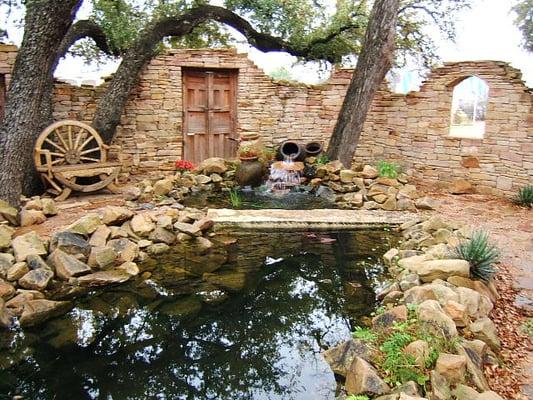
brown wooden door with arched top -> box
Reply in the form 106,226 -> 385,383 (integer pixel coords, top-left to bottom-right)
183,68 -> 238,164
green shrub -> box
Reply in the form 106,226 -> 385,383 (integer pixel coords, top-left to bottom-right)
376,160 -> 401,179
228,189 -> 242,208
316,154 -> 329,165
352,326 -> 378,342
346,396 -> 369,400
452,230 -> 499,282
513,185 -> 533,208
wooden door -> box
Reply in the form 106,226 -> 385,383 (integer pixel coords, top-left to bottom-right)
183,69 -> 237,164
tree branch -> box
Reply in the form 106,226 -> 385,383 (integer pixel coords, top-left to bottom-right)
57,19 -> 118,60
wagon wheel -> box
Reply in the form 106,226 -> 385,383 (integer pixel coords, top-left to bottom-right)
34,120 -> 106,169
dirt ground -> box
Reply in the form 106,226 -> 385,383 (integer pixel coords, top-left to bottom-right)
13,189 -> 533,399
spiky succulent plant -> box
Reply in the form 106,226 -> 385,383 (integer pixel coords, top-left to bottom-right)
452,230 -> 499,282
513,185 -> 533,208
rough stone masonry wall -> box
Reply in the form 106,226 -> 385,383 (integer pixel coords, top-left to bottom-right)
0,46 -> 531,196
352,61 -> 533,196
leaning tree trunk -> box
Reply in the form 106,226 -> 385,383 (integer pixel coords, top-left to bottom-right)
326,0 -> 399,167
0,0 -> 81,207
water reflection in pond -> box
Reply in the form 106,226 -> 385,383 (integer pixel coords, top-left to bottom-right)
0,229 -> 398,399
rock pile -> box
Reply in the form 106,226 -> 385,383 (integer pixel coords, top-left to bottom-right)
135,157 -> 437,212
0,197 -> 58,227
323,215 -> 505,400
0,205 -> 215,328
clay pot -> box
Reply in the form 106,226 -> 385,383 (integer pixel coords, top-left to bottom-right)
305,141 -> 323,156
276,140 -> 306,161
236,159 -> 264,187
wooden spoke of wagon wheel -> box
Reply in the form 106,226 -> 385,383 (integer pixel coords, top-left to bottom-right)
34,120 -> 106,168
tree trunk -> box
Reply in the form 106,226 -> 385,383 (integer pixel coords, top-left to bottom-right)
326,0 -> 399,167
0,0 -> 81,207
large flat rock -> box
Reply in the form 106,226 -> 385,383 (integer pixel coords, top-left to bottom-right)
207,208 -> 416,230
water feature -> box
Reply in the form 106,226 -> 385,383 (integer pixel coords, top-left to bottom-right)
0,229 -> 398,399
266,156 -> 303,194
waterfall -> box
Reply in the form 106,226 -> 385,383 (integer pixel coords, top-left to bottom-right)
266,155 -> 302,194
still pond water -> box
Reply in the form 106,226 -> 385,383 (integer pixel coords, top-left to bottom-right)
0,229 -> 397,400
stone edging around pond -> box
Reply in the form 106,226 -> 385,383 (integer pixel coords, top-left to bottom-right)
322,215 -> 506,400
0,204 -> 215,328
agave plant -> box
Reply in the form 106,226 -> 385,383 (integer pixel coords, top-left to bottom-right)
452,230 -> 499,282
513,185 -> 533,208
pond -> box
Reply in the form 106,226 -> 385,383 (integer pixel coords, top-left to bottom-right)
182,189 -> 338,210
0,229 -> 398,400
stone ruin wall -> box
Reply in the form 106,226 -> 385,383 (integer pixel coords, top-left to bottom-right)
0,45 -> 531,196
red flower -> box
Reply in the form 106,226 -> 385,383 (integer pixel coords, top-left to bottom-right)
175,160 -> 194,172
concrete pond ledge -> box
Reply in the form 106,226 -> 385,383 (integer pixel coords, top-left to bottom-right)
207,208 -> 419,231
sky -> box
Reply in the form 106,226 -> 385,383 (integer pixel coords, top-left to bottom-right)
3,0 -> 532,90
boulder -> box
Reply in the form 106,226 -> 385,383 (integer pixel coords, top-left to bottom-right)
447,276 -> 498,303
404,283 -> 458,306
443,300 -> 469,327
19,209 -> 47,227
383,248 -> 399,267
361,165 -> 379,179
343,192 -> 364,207
372,305 -> 408,328
449,179 -> 474,194
0,199 -> 18,225
117,261 -> 140,276
469,318 -> 500,351
194,237 -> 213,255
11,231 -> 47,262
404,340 -> 429,369
147,243 -> 170,255
345,357 -> 390,396
453,384 -> 480,400
41,198 -> 58,216
195,174 -> 212,185
456,287 -> 493,319
7,262 -> 29,281
67,214 -> 102,235
156,215 -> 173,229
26,254 -> 50,270
415,196 -> 438,210
149,227 -> 176,245
399,273 -> 420,291
130,213 -> 156,236
100,206 -> 134,225
377,281 -> 400,300
76,270 -> 132,287
49,231 -> 91,258
414,259 -> 470,282
153,178 -> 174,196
18,268 -> 54,291
435,353 -> 467,384
417,300 -> 457,338
0,279 -> 15,300
88,246 -> 117,269
322,339 -> 377,377
0,253 -> 15,278
89,225 -> 111,247
210,173 -> 223,183
396,198 -> 416,212
107,238 -> 139,263
193,217 -> 215,232
0,298 -> 12,328
24,198 -> 42,211
430,370 -> 451,400
47,249 -> 92,280
340,169 -> 358,183
0,225 -> 14,249
123,186 -> 142,201
198,157 -> 227,174
421,216 -> 449,233
398,395 -> 427,400
19,299 -> 71,327
174,221 -> 201,237
455,341 -> 490,391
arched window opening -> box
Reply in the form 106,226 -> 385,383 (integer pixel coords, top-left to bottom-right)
449,76 -> 489,139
